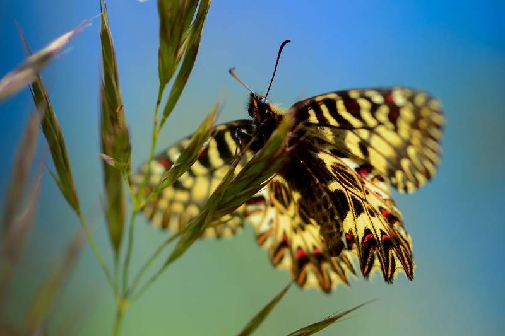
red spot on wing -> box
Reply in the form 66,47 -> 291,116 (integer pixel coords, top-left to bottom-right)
356,165 -> 372,178
385,93 -> 395,103
363,232 -> 374,244
313,247 -> 321,254
281,234 -> 289,244
381,233 -> 390,241
159,158 -> 172,169
381,208 -> 391,218
296,248 -> 306,259
345,231 -> 355,249
246,196 -> 266,205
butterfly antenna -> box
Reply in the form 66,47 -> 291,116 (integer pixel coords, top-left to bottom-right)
229,67 -> 254,95
265,39 -> 291,99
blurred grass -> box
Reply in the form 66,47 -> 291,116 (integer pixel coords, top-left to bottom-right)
24,229 -> 86,334
0,108 -> 41,318
0,19 -> 91,102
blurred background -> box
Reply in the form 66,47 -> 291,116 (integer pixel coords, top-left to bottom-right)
1,0 -> 504,335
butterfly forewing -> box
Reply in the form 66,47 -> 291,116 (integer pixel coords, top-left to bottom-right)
293,88 -> 444,193
131,120 -> 254,238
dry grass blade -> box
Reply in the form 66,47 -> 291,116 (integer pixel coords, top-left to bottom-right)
99,0 -> 130,254
139,101 -> 219,209
17,29 -> 81,214
158,0 -> 211,130
237,283 -> 292,336
0,19 -> 91,102
24,229 -> 86,334
0,163 -> 43,317
286,300 -> 376,336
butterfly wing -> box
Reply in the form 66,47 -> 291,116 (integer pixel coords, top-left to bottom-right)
132,120 -> 254,238
247,177 -> 357,293
292,88 -> 444,193
294,140 -> 414,281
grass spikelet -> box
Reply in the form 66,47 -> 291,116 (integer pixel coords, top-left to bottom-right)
16,27 -> 81,214
157,0 -> 199,90
99,0 -> 131,254
158,0 -> 211,130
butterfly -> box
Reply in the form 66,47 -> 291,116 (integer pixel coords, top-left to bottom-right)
131,40 -> 444,293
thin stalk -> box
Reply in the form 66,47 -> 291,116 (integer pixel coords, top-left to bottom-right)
128,231 -> 181,298
137,87 -> 164,205
77,212 -> 116,297
114,254 -> 120,293
122,210 -> 138,293
122,170 -> 137,206
112,298 -> 127,336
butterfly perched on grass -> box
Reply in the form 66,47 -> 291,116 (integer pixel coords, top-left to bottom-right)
132,40 -> 444,293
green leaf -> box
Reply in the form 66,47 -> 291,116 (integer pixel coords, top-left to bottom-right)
237,283 -> 292,336
286,301 -> 375,336
99,0 -> 130,254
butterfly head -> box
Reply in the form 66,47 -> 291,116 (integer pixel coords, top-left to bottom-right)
247,93 -> 271,119
230,39 -> 291,124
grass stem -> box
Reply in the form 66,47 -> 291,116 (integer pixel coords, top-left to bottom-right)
122,210 -> 138,293
77,212 -> 116,297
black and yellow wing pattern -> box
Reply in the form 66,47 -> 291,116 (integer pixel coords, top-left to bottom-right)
132,86 -> 444,293
131,120 -> 254,238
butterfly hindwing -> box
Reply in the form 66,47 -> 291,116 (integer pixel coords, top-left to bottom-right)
298,140 -> 414,281
247,180 -> 357,293
293,88 -> 444,193
132,120 -> 253,238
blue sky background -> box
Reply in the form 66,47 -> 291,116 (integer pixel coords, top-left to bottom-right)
1,0 -> 504,335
